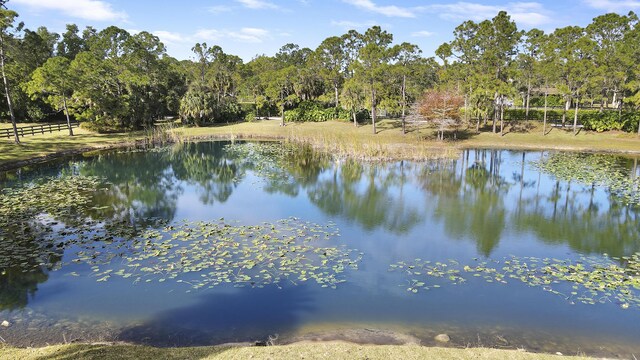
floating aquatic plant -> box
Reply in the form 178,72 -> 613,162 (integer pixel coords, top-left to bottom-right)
0,174 -> 360,291
0,176 -> 107,270
73,217 -> 361,291
531,153 -> 640,206
390,254 -> 640,309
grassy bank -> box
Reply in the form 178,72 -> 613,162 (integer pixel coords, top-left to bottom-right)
0,128 -> 145,168
0,342 -> 588,360
1,119 -> 639,169
173,119 -> 640,157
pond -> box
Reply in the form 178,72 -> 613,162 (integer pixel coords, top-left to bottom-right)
1,141 -> 639,357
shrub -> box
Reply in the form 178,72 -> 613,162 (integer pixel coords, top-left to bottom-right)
245,111 -> 257,122
503,108 -> 640,133
284,101 -> 351,122
179,90 -> 244,125
529,95 -> 565,107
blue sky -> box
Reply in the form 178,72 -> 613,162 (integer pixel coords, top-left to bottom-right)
9,0 -> 640,62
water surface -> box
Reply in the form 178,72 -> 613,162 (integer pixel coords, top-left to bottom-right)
1,142 -> 639,357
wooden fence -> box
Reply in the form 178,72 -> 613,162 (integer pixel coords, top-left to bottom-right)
1,122 -> 80,139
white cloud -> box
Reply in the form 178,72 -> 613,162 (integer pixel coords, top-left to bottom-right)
230,27 -> 271,42
155,27 -> 272,45
236,0 -> 279,10
153,31 -> 189,45
411,30 -> 434,37
330,19 -> 378,29
583,0 -> 640,12
342,0 -> 415,18
208,5 -> 233,14
13,0 -> 126,21
418,2 -> 552,27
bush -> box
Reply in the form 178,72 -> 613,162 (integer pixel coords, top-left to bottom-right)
529,95 -> 565,107
505,109 -> 568,121
581,111 -> 623,132
582,111 -> 640,132
503,108 -> 640,133
179,90 -> 244,125
284,101 -> 351,122
245,111 -> 256,122
354,108 -> 370,123
79,120 -> 120,133
623,112 -> 640,133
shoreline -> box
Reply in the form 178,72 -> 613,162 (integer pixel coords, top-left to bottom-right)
0,339 -> 592,360
1,122 -> 639,172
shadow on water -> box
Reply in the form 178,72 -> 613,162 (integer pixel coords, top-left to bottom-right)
117,285 -> 314,347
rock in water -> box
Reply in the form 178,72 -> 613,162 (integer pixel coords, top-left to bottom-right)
1,320 -> 10,327
435,333 -> 450,343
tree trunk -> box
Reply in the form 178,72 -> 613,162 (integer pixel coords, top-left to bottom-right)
562,97 -> 570,127
464,93 -> 469,124
0,32 -> 19,144
254,95 -> 258,118
401,74 -> 406,135
573,96 -> 579,135
280,103 -> 285,127
62,94 -> 74,136
492,93 -> 498,133
543,90 -> 548,136
619,95 -> 624,117
525,80 -> 531,119
401,74 -> 406,118
371,85 -> 376,135
353,110 -> 357,127
476,116 -> 480,134
500,102 -> 504,136
334,82 -> 339,109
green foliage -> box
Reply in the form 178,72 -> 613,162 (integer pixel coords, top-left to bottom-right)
529,95 -> 564,107
244,110 -> 257,122
503,108 -> 640,133
284,101 -> 349,122
581,111 -> 640,132
25,56 -> 73,115
179,89 -> 243,125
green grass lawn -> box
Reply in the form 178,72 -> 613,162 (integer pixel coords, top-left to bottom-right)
1,119 -> 638,168
0,343 -> 589,360
0,122 -> 42,129
0,127 -> 143,165
173,119 -> 640,157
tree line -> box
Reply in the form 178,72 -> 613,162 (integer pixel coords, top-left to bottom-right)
436,11 -> 640,135
1,0 -> 640,144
